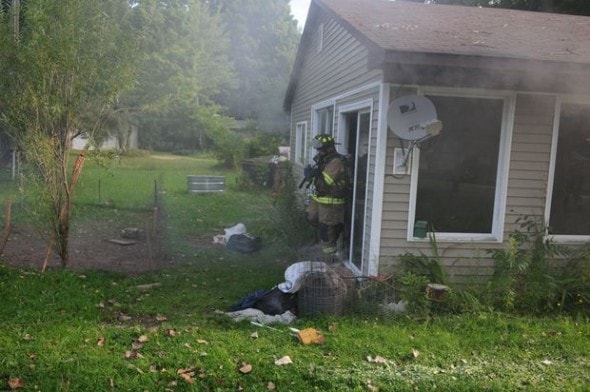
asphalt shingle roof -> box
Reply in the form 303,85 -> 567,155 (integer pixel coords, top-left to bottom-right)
318,0 -> 590,64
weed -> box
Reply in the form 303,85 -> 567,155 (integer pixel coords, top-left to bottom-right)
487,216 -> 574,313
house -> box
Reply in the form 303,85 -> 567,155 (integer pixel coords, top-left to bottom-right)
71,127 -> 138,151
283,0 -> 590,283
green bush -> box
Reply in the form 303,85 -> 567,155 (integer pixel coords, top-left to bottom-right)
486,216 -> 583,314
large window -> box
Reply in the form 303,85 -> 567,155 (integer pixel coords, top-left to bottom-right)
549,102 -> 590,236
412,94 -> 508,239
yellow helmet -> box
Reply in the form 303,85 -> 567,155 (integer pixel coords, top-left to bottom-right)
313,134 -> 335,149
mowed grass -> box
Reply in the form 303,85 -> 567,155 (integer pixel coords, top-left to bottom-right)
1,153 -> 589,391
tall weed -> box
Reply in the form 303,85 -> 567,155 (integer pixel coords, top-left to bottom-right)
487,216 -> 572,313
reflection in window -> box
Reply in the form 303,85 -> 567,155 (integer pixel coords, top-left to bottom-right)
549,102 -> 590,235
295,122 -> 307,165
316,106 -> 333,135
415,96 -> 503,234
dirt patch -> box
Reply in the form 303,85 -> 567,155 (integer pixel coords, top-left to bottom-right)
0,223 -> 164,274
0,221 -> 226,275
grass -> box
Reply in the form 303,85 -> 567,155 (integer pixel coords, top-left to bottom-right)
1,153 -> 589,391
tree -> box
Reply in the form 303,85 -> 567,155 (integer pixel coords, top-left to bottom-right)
211,0 -> 300,133
0,0 -> 140,267
128,0 -> 235,152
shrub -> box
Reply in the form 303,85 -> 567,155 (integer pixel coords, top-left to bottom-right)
486,216 -> 573,314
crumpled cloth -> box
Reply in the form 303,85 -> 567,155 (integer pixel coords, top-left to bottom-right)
277,261 -> 328,293
217,308 -> 296,325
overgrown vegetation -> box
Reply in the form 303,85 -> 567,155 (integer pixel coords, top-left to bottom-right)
396,217 -> 589,318
1,155 -> 589,391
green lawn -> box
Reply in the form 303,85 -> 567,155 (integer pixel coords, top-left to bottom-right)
0,153 -> 589,391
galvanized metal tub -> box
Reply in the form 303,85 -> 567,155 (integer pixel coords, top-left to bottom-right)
187,175 -> 225,193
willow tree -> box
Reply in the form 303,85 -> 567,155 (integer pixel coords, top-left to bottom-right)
0,0 -> 140,267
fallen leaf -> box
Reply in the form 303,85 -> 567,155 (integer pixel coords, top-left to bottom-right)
97,337 -> 105,347
165,329 -> 178,337
366,380 -> 378,392
411,348 -> 420,359
250,332 -> 259,339
274,356 -> 293,366
131,341 -> 143,350
239,363 -> 252,374
541,359 -> 553,365
137,335 -> 149,343
367,355 -> 389,364
197,339 -> 209,345
156,315 -> 168,322
177,367 -> 195,383
118,313 -> 132,321
8,378 -> 24,390
124,350 -> 144,359
328,323 -> 337,332
180,373 -> 194,384
267,381 -> 276,390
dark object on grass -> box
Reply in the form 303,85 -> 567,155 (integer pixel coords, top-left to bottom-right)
254,287 -> 298,315
229,289 -> 269,312
226,234 -> 262,253
229,287 -> 298,315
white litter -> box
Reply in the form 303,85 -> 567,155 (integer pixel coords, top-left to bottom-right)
277,261 -> 329,293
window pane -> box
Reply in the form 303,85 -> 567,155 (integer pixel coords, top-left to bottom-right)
549,102 -> 590,235
415,96 -> 503,234
295,123 -> 306,164
317,107 -> 333,134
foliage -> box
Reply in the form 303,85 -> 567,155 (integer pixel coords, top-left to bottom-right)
244,133 -> 283,158
2,155 -> 590,390
399,234 -> 449,286
267,163 -> 313,246
397,272 -> 430,317
0,0 -> 139,266
2,260 -> 590,390
487,216 -> 571,313
211,0 -> 300,132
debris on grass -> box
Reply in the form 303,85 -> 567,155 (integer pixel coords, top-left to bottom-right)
135,283 -> 162,291
274,356 -> 293,366
295,328 -> 325,345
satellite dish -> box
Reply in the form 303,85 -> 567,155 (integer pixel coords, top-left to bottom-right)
387,95 -> 441,141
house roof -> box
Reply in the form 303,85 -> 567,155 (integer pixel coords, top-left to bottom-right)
284,0 -> 590,109
319,0 -> 590,64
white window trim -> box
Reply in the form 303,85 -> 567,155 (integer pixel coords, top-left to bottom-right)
407,87 -> 516,243
294,121 -> 307,166
337,99 -> 374,276
336,99 -> 374,156
544,96 -> 590,244
317,23 -> 324,53
310,100 -> 335,163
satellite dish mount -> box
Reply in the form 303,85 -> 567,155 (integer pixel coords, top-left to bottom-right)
387,95 -> 442,173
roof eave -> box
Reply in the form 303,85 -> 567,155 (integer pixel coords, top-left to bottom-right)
373,50 -> 590,94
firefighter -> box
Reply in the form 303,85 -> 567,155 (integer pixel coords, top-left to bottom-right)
305,134 -> 349,255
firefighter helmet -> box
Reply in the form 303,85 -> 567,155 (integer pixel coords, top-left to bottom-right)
312,134 -> 336,149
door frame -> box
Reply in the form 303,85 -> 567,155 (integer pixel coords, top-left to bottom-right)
337,99 -> 374,275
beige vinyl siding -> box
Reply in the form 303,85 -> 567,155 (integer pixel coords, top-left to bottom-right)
504,94 -> 555,234
378,93 -> 558,284
289,12 -> 382,155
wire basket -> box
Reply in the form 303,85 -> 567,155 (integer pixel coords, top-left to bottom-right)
298,269 -> 348,316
